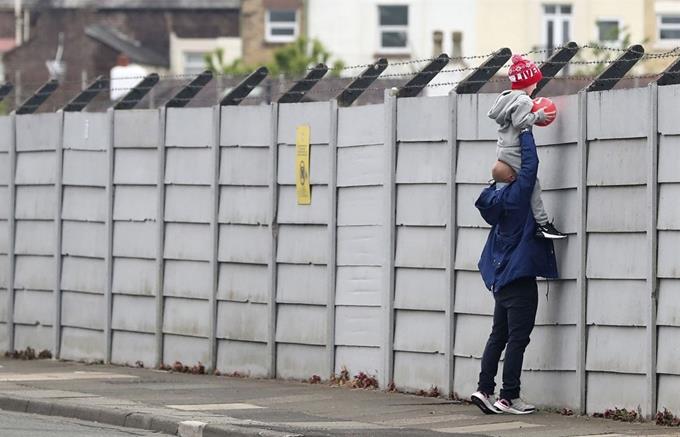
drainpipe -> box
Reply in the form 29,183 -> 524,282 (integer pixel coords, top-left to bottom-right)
14,0 -> 22,45
23,8 -> 29,41
302,0 -> 308,39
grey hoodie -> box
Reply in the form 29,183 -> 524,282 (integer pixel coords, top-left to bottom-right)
487,90 -> 547,149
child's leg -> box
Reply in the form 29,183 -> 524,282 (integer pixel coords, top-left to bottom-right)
532,178 -> 549,225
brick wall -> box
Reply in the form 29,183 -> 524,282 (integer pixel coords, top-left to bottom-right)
241,0 -> 305,68
1,8 -> 238,88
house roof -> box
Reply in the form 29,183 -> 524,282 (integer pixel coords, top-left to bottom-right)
0,0 -> 240,9
85,24 -> 169,67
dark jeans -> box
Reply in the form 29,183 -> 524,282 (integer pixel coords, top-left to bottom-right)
477,276 -> 538,401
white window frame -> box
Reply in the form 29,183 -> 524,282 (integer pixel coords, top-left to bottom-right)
183,51 -> 208,75
541,4 -> 573,52
657,14 -> 680,45
265,9 -> 299,44
377,4 -> 410,55
594,17 -> 622,46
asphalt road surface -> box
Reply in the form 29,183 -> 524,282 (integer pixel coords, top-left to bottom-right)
0,409 -> 172,437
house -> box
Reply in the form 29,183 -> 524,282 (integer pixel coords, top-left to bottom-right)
0,0 -> 241,93
305,0 -> 475,69
304,0 -> 476,96
241,0 -> 306,67
474,0 -> 676,74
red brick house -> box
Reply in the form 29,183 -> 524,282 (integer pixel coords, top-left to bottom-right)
0,0 -> 240,93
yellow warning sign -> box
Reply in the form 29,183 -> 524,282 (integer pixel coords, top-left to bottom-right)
295,125 -> 311,205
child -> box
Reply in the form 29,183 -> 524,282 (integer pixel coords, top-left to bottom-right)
487,54 -> 566,240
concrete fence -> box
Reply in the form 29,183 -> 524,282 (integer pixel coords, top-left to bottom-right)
0,84 -> 678,416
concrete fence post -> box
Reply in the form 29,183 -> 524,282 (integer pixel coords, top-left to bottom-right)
155,108 -> 168,368
382,89 -> 398,389
104,108 -> 115,364
53,110 -> 65,359
326,99 -> 339,379
646,83 -> 659,416
6,113 -> 16,353
267,103 -> 280,378
208,105 -> 221,373
576,90 -> 588,414
445,90 -> 459,398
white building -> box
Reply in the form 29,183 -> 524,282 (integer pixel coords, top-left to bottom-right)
306,0 -> 477,95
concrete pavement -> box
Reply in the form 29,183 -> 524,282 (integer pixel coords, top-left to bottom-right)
0,357 -> 678,437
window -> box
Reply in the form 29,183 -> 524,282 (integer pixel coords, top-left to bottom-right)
266,9 -> 298,43
543,4 -> 572,52
659,15 -> 680,42
597,19 -> 620,42
379,5 -> 409,52
183,52 -> 207,75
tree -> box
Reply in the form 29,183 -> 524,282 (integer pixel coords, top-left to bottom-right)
205,37 -> 345,78
204,49 -> 252,76
573,26 -> 637,76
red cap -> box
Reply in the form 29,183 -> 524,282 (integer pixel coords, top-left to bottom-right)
508,54 -> 543,90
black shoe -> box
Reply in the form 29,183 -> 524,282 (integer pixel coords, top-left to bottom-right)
536,222 -> 567,240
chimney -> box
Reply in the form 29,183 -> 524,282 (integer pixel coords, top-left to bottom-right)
452,31 -> 463,58
433,30 -> 443,56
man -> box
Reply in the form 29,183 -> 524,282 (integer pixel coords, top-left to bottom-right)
470,130 -> 558,415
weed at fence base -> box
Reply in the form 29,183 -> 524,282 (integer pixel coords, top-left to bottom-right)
415,386 -> 440,398
327,366 -> 379,389
593,407 -> 642,423
656,408 -> 680,427
158,361 -> 206,375
4,347 -> 52,360
308,374 -> 321,384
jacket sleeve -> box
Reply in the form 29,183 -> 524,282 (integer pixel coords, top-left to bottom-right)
511,97 -> 545,129
505,131 -> 539,209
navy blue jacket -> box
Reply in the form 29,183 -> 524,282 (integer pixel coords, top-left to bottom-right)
476,131 -> 558,292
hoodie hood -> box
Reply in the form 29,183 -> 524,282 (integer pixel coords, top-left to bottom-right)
475,184 -> 507,225
487,90 -> 527,125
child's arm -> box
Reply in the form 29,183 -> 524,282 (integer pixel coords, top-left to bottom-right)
511,97 -> 547,129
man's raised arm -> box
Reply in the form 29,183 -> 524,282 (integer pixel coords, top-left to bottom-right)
514,130 -> 539,206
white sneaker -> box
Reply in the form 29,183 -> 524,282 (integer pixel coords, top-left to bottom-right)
494,398 -> 536,414
470,391 -> 501,415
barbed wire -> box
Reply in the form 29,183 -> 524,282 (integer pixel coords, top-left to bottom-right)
5,43 -> 680,93
4,44 -> 680,110
8,48 -> 680,98
298,72 -> 666,97
53,68 -> 670,99
312,43 -> 678,72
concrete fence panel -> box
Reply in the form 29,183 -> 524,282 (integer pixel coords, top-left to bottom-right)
111,109 -> 160,367
274,101 -> 331,380
334,103 -> 384,381
656,83 -> 680,414
160,107 -> 214,368
59,111 -> 108,362
216,104 -> 273,377
0,83 -> 677,416
584,87 -> 651,415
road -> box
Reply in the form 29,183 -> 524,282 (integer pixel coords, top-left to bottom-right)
0,409 -> 172,437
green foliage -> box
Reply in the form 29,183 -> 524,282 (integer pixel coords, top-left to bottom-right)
205,37 -> 345,78
204,49 -> 252,76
